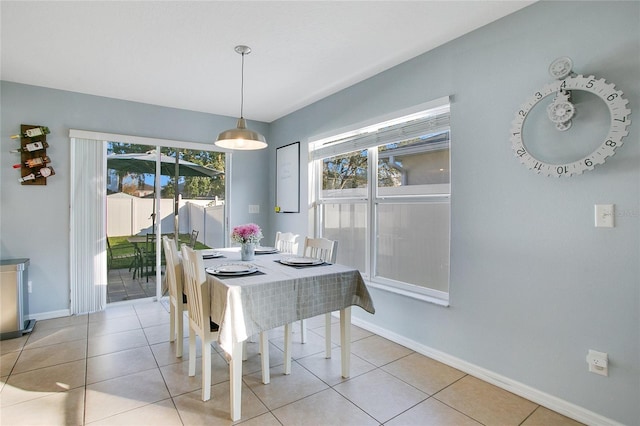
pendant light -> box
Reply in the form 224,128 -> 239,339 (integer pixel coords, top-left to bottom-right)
215,45 -> 267,150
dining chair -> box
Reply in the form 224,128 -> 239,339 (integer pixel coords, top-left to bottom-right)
274,231 -> 299,255
181,245 -> 271,400
301,237 -> 338,358
162,236 -> 187,358
181,244 -> 220,401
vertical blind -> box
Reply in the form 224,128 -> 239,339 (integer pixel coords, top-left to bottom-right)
70,138 -> 107,314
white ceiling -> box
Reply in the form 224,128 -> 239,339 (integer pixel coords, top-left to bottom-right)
1,1 -> 534,123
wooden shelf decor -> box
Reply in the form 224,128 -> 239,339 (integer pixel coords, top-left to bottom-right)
15,124 -> 53,186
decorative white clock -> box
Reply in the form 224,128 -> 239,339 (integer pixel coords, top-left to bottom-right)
510,57 -> 631,177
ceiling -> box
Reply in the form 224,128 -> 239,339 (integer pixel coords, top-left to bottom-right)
1,1 -> 534,123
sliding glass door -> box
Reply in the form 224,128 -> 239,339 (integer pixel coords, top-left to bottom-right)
105,142 -> 226,303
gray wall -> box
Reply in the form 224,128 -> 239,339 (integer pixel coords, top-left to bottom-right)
0,82 -> 270,314
267,2 -> 639,424
1,1 -> 637,423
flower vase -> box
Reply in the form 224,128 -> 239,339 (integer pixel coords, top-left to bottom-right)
241,243 -> 255,261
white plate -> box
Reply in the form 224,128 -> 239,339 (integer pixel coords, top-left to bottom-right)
200,250 -> 223,259
255,246 -> 278,254
206,263 -> 258,275
280,256 -> 324,266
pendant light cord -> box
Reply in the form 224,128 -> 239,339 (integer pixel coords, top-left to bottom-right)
240,51 -> 245,119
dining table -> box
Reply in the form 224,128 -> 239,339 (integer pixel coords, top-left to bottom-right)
201,247 -> 375,421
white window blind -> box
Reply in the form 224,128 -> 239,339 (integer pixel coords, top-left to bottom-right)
311,102 -> 450,161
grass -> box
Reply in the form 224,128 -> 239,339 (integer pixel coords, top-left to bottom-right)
107,234 -> 210,270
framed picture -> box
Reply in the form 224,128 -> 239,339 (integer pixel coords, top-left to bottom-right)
275,142 -> 300,213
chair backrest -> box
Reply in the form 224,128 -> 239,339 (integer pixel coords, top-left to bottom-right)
181,244 -> 212,338
145,233 -> 156,252
106,237 -> 114,261
162,236 -> 183,302
275,231 -> 299,255
189,229 -> 199,248
303,237 -> 337,263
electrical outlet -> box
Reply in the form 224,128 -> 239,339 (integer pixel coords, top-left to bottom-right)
249,204 -> 260,214
594,204 -> 614,227
586,349 -> 608,376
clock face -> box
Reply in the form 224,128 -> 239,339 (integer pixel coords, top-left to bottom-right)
510,74 -> 631,177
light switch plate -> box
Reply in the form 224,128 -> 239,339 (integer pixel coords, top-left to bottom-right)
249,204 -> 260,214
594,204 -> 614,228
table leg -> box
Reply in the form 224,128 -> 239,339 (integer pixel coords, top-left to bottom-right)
325,312 -> 332,358
340,307 -> 351,378
260,332 -> 270,383
284,323 -> 292,375
229,340 -> 243,421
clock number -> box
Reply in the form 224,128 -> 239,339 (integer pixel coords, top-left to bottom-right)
560,80 -> 566,90
614,116 -> 626,123
518,110 -> 526,118
586,79 -> 595,88
585,159 -> 593,167
516,148 -> 526,157
556,166 -> 568,175
533,162 -> 543,171
535,92 -> 542,100
605,139 -> 616,147
607,93 -> 618,102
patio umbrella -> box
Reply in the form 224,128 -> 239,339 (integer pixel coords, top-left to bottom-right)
106,150 -> 222,178
107,150 -> 223,236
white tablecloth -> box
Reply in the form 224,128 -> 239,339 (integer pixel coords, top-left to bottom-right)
203,250 -> 375,354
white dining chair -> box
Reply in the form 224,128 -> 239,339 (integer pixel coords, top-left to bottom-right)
274,231 -> 299,255
181,245 -> 272,400
181,244 -> 220,401
162,236 -> 187,358
301,237 -> 338,358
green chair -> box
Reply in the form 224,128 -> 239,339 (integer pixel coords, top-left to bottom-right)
106,237 -> 138,273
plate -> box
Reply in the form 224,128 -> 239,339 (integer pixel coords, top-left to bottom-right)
200,250 -> 223,259
280,256 -> 324,266
206,263 -> 258,276
255,246 -> 278,254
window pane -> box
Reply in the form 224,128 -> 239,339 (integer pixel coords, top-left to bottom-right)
321,149 -> 368,198
320,203 -> 367,273
376,202 -> 449,292
378,130 -> 450,196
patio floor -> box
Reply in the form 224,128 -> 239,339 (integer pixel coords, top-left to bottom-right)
107,267 -> 162,303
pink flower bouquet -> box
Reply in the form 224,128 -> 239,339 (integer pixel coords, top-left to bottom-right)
231,223 -> 263,245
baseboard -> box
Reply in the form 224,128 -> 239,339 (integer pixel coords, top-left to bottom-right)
349,316 -> 623,426
26,309 -> 71,321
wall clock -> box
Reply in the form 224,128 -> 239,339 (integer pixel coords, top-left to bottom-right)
510,57 -> 631,177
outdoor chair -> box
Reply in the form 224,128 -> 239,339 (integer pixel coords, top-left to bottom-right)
106,237 -> 138,273
138,233 -> 157,281
188,229 -> 199,248
162,236 -> 187,358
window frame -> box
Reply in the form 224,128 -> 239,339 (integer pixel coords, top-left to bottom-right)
310,98 -> 451,305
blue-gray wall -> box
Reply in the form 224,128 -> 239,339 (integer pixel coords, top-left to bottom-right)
267,2 -> 639,424
1,1 -> 638,424
0,82 -> 271,314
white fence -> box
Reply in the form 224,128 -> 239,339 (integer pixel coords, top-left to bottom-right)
107,194 -> 225,248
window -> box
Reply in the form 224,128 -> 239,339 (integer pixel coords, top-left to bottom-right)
310,98 -> 450,303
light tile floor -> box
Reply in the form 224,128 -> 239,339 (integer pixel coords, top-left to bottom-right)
0,300 -> 585,425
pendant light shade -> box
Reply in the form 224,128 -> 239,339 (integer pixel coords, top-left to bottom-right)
215,45 -> 267,150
